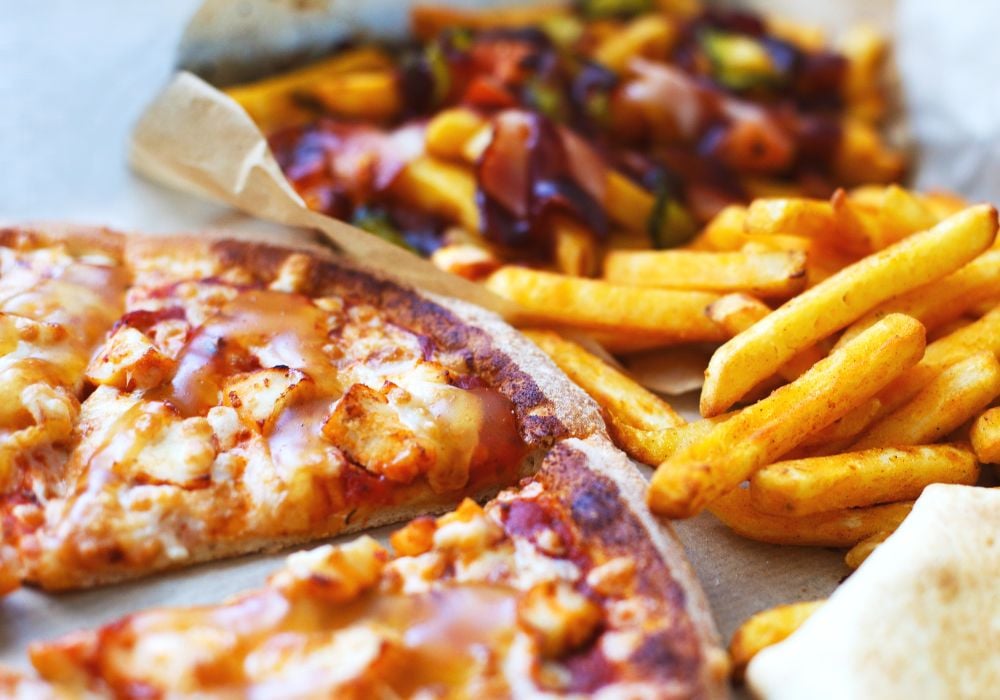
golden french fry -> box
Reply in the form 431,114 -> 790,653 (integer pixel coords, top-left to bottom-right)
729,600 -> 824,680
224,47 -> 393,131
877,305 -> 1000,415
701,205 -> 997,417
921,190 -> 971,220
486,267 -> 726,341
594,15 -> 677,73
971,407 -> 1000,464
302,69 -> 401,122
844,529 -> 892,570
833,117 -> 906,185
603,250 -> 807,298
705,294 -> 824,381
744,197 -> 836,240
425,109 -> 487,162
691,205 -> 749,251
709,487 -> 913,546
604,171 -> 654,237
649,314 -> 926,519
553,216 -> 599,277
798,397 -> 883,450
605,418 -> 682,466
411,3 -> 569,40
836,248 -> 1000,348
853,352 -> 1000,449
390,156 -> 480,233
523,330 -> 684,433
750,444 -> 979,516
840,25 -> 888,123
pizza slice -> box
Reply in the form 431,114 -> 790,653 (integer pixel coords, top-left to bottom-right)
0,226 -> 600,590
4,436 -> 728,698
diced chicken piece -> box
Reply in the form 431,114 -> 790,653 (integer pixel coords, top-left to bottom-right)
518,581 -> 602,658
269,253 -> 314,293
224,367 -> 315,435
275,536 -> 388,603
86,326 -> 176,391
128,412 -> 217,487
322,382 -> 435,484
389,516 -> 437,557
586,557 -> 637,597
432,499 -> 504,557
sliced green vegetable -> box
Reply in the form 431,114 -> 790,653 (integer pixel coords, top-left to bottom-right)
541,15 -> 584,49
647,181 -> 697,249
525,78 -> 568,122
352,207 -> 416,252
700,30 -> 783,91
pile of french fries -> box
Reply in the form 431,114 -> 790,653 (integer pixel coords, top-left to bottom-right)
526,191 -> 999,677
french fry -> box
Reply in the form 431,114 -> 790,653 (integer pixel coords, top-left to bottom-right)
486,267 -> 727,341
594,15 -> 677,73
649,314 -> 926,519
833,117 -> 906,185
853,352 -> 1000,449
708,487 -> 913,547
700,205 -> 997,417
798,397 -> 883,450
835,248 -> 1000,348
604,171 -> 654,237
303,70 -> 401,122
877,305 -> 1000,416
729,600 -> 824,680
691,205 -> 749,251
522,330 -> 684,432
605,418 -> 683,466
390,156 -> 480,233
224,47 -> 393,131
750,444 -> 979,516
603,250 -> 807,298
840,25 -> 888,123
411,3 -> 570,40
971,407 -> 1000,464
844,529 -> 891,570
705,294 -> 824,381
425,109 -> 487,162
553,216 -> 599,277
744,197 -> 836,240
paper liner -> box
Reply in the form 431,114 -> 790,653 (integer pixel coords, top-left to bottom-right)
130,71 -> 520,321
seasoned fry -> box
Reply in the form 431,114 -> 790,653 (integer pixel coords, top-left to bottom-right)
594,15 -> 677,73
224,47 -> 393,131
605,419 -> 682,466
604,171 -> 657,237
971,407 -> 1000,464
798,397 -> 883,450
390,156 -> 480,233
649,314 -> 926,519
836,248 -> 1000,348
603,250 -> 807,298
708,487 -> 913,546
425,108 -> 487,161
701,205 -> 997,417
750,444 -> 979,516
691,205 -> 749,250
553,216 -> 599,277
841,25 -> 888,123
853,352 -> 1000,449
303,70 -> 401,122
523,330 -> 683,432
705,294 -> 824,381
833,117 -> 906,185
744,197 -> 836,240
844,529 -> 892,570
729,600 -> 824,680
876,305 -> 1000,414
411,3 -> 569,40
486,267 -> 726,341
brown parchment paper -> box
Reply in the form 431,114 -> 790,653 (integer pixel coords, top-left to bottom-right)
131,71 -> 519,320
